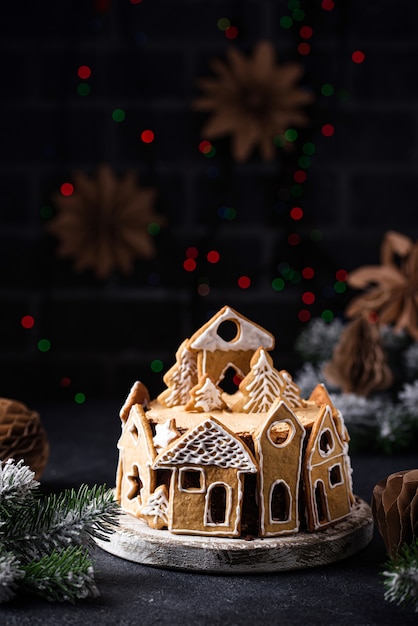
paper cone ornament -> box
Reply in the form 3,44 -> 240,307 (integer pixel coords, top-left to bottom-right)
0,398 -> 49,479
324,317 -> 392,397
372,469 -> 418,557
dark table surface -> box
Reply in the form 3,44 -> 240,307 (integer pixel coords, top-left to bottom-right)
2,399 -> 418,625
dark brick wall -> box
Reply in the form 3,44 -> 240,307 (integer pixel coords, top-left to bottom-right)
1,0 -> 417,404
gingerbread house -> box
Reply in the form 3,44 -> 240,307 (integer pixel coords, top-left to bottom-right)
116,305 -> 354,538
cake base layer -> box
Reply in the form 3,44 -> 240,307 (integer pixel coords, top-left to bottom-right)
96,497 -> 373,573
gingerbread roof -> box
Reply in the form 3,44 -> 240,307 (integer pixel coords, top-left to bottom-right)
187,306 -> 274,353
153,416 -> 257,472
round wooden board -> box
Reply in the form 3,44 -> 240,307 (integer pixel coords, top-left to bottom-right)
96,497 -> 374,573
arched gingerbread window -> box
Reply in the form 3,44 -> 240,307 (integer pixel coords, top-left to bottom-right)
314,480 -> 330,524
205,483 -> 230,525
269,480 -> 291,523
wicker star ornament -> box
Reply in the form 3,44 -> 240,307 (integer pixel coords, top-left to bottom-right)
193,41 -> 314,162
48,165 -> 166,279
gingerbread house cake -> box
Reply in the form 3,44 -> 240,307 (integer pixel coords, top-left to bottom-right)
116,305 -> 354,538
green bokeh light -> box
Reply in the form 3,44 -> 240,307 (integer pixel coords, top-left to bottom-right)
334,281 -> 347,293
77,83 -> 90,97
151,359 -> 164,373
74,392 -> 86,404
40,205 -> 53,219
321,309 -> 334,322
284,128 -> 298,142
38,338 -> 51,352
280,16 -> 293,29
148,223 -> 160,236
321,83 -> 334,96
302,142 -> 316,155
112,108 -> 126,122
272,277 -> 285,291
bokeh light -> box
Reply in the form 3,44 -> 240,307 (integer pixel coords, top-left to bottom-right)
238,275 -> 251,289
21,315 -> 35,329
77,65 -> 91,79
60,182 -> 74,197
352,50 -> 365,64
151,359 -> 164,373
141,129 -> 154,143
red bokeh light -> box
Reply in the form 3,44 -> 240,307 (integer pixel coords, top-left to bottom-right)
336,269 -> 348,281
302,266 -> 315,280
77,65 -> 91,79
21,315 -> 35,329
141,129 -> 155,143
207,250 -> 220,264
238,275 -> 251,289
302,291 -> 316,305
60,182 -> 74,196
183,259 -> 196,272
225,26 -> 238,39
352,50 -> 365,64
290,207 -> 304,221
322,123 -> 335,137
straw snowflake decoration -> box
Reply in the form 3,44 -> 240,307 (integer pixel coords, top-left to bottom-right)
194,40 -> 313,162
48,165 -> 165,279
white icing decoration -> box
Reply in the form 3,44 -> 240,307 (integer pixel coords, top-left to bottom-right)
243,349 -> 285,412
153,420 -> 178,451
163,342 -> 198,407
279,370 -> 303,408
190,376 -> 226,412
188,306 -> 274,352
140,486 -> 169,526
154,418 -> 257,472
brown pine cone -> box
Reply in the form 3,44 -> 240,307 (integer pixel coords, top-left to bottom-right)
0,398 -> 49,479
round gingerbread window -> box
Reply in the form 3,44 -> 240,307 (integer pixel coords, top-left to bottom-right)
267,419 -> 296,447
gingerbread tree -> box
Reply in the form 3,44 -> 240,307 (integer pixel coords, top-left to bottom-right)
139,485 -> 169,530
279,370 -> 303,408
185,374 -> 227,412
158,339 -> 198,407
234,348 -> 302,413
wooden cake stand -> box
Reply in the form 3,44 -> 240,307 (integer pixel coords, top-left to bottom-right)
96,497 -> 373,573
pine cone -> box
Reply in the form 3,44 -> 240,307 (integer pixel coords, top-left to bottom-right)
372,469 -> 418,557
0,398 -> 49,479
